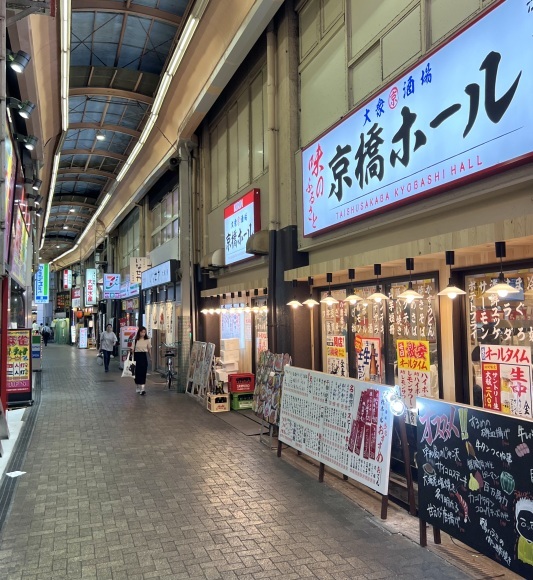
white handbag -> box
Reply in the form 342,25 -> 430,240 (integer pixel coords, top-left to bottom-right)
121,353 -> 136,378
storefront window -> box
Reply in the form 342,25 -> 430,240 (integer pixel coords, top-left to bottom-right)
466,268 -> 533,418
151,189 -> 180,250
253,298 -> 268,365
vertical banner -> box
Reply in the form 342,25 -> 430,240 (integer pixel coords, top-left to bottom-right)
7,329 -> 32,394
63,269 -> 72,290
71,287 -> 81,308
103,274 -> 121,299
322,289 -> 348,377
396,338 -> 432,424
130,257 -> 152,285
85,268 -> 97,306
480,344 -> 532,417
34,263 -> 50,304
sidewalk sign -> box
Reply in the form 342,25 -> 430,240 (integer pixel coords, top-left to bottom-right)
31,332 -> 42,372
119,326 -> 137,369
7,329 -> 33,407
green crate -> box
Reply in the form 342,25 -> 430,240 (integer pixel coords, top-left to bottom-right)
231,392 -> 254,410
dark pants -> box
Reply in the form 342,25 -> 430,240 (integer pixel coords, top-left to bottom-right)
42,332 -> 50,346
134,352 -> 148,385
103,349 -> 112,371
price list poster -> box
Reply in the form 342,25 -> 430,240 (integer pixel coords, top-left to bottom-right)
279,366 -> 393,495
417,397 -> 533,577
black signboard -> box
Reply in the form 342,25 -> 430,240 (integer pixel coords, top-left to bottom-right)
417,397 -> 533,577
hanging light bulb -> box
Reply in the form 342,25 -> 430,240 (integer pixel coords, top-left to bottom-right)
287,280 -> 303,308
398,258 -> 424,303
302,276 -> 319,307
438,251 -> 466,299
320,273 -> 339,305
485,242 -> 519,298
345,268 -> 362,304
368,264 -> 389,303
384,386 -> 406,417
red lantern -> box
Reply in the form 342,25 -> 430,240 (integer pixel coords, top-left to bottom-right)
76,311 -> 83,319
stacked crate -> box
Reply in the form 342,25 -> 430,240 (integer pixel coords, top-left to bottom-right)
228,373 -> 255,410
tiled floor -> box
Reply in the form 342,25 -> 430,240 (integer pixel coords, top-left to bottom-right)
0,345 -> 468,579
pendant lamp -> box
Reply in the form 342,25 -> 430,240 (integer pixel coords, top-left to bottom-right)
368,264 -> 389,303
345,268 -> 362,304
485,241 -> 519,298
397,258 -> 424,303
287,280 -> 303,308
438,251 -> 466,299
320,273 -> 339,305
302,276 -> 319,307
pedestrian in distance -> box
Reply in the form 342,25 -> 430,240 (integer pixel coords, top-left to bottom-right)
132,326 -> 151,395
32,320 -> 39,332
100,324 -> 118,373
41,323 -> 51,346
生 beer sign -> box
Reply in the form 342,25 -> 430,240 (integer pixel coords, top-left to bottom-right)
302,0 -> 533,236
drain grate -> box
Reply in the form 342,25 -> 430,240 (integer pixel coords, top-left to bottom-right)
0,373 -> 42,535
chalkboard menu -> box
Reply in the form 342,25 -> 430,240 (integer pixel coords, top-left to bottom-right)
279,366 -> 394,495
417,397 -> 533,577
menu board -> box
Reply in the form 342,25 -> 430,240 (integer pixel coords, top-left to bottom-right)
417,397 -> 533,577
186,341 -> 204,385
7,330 -> 32,394
253,351 -> 291,425
279,366 -> 394,495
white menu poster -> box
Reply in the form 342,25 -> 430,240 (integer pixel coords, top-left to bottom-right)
279,366 -> 394,495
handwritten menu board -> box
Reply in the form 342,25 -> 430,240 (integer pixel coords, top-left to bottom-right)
279,366 -> 394,495
417,397 -> 533,577
253,351 -> 291,425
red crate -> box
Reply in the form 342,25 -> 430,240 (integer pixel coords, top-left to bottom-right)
228,373 -> 255,393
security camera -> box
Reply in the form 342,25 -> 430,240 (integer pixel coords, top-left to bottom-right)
169,157 -> 180,171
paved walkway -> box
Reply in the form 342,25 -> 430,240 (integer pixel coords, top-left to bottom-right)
0,344 -> 467,580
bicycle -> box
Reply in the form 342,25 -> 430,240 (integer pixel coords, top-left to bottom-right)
159,342 -> 179,389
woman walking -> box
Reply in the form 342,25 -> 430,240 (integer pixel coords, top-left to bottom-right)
132,326 -> 151,395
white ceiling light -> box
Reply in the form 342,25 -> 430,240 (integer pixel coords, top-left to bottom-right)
485,241 -> 519,298
438,251 -> 466,299
368,264 -> 389,303
397,258 -> 424,303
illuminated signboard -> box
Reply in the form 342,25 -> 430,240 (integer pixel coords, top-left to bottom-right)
34,263 -> 49,304
85,268 -> 97,306
223,189 -> 260,265
302,0 -> 533,236
63,269 -> 72,290
103,273 -> 121,299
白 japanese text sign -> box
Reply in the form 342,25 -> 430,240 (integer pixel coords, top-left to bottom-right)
302,0 -> 533,236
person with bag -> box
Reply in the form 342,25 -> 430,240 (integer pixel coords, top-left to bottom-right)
132,326 -> 151,395
100,324 -> 118,373
41,323 -> 51,347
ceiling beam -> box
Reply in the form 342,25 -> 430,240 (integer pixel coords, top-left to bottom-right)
69,86 -> 154,105
68,123 -> 140,139
50,200 -> 97,210
58,168 -> 116,180
48,211 -> 94,219
56,176 -> 108,186
61,149 -> 128,162
71,0 -> 183,26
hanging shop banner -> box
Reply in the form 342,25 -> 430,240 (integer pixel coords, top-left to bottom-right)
354,336 -> 382,382
4,126 -> 16,268
223,189 -> 260,265
85,268 -> 97,306
63,269 -> 72,290
130,257 -> 152,285
103,273 -> 121,299
480,344 -> 532,417
417,397 -> 533,577
6,329 -> 32,394
279,366 -> 394,495
71,287 -> 81,308
396,338 -> 432,424
141,259 -> 178,290
302,0 -> 533,236
10,207 -> 29,287
34,263 -> 50,304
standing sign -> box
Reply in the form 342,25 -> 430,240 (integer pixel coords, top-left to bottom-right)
6,330 -> 32,394
31,332 -> 42,372
279,366 -> 394,495
85,268 -> 97,306
130,257 -> 152,285
103,274 -> 121,299
79,328 -> 88,349
302,0 -> 533,236
34,263 -> 50,304
480,344 -> 532,417
417,397 -> 533,577
119,326 -> 137,369
223,189 -> 260,265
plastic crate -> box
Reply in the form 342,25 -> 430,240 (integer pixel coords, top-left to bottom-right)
231,392 -> 254,410
228,373 -> 255,393
207,392 -> 229,413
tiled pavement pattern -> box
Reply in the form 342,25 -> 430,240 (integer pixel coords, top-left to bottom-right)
0,345 -> 469,580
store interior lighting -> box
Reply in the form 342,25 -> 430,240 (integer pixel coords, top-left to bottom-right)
287,280 -> 302,308
320,273 -> 339,305
397,258 -> 424,303
302,276 -> 319,307
485,241 -> 519,298
345,268 -> 362,304
438,251 -> 466,299
32,178 -> 42,191
367,264 -> 389,303
7,49 -> 31,73
7,98 -> 36,119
